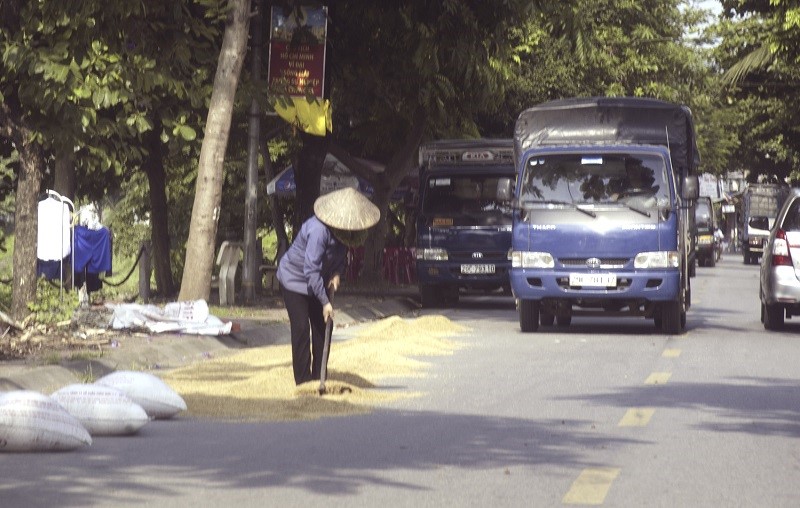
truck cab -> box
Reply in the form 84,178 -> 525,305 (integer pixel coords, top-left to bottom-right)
694,196 -> 717,267
415,139 -> 515,307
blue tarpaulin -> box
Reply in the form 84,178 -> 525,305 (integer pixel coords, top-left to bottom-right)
266,153 -> 413,202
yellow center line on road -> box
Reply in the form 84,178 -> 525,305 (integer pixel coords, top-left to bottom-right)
644,372 -> 671,385
618,407 -> 656,427
562,467 -> 621,505
662,348 -> 681,358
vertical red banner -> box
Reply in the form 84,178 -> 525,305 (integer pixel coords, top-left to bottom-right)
268,6 -> 328,99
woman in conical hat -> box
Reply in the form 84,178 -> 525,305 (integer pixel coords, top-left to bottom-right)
276,187 -> 380,385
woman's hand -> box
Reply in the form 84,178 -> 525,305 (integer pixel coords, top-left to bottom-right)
323,302 -> 334,322
328,274 -> 340,292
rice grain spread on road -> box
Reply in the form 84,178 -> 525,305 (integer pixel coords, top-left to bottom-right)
161,315 -> 468,422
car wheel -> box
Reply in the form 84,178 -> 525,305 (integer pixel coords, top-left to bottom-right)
708,253 -> 715,267
540,311 -> 555,326
763,302 -> 785,330
519,299 -> 540,333
556,314 -> 572,327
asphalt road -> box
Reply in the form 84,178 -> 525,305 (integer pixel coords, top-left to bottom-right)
2,256 -> 800,507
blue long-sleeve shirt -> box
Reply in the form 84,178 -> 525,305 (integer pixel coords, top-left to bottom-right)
276,216 -> 347,305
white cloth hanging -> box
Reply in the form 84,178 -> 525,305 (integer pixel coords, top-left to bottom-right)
37,194 -> 72,261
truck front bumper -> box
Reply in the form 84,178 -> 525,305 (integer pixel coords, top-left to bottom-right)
510,268 -> 681,303
417,261 -> 511,290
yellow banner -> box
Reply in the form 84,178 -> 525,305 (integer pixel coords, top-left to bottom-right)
273,97 -> 332,136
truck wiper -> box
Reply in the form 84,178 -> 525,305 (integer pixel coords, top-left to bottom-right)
520,199 -> 597,218
618,202 -> 651,217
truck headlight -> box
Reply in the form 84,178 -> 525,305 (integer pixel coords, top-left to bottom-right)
634,251 -> 679,269
416,248 -> 448,261
511,251 -> 554,268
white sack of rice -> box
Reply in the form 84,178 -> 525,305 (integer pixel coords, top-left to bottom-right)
51,384 -> 150,436
95,371 -> 187,419
0,390 -> 92,452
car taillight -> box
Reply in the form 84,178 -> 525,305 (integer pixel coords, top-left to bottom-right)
772,229 -> 793,266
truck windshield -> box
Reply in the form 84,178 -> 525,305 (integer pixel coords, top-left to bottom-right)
749,216 -> 770,230
421,174 -> 512,226
519,153 -> 671,208
695,201 -> 713,229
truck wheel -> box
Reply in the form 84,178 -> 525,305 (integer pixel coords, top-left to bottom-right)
556,314 -> 572,327
443,286 -> 460,306
689,258 -> 696,277
540,311 -> 555,326
519,299 -> 540,333
420,285 -> 440,308
653,315 -> 662,330
743,248 -> 750,265
763,302 -> 785,330
661,300 -> 683,334
708,253 -> 715,268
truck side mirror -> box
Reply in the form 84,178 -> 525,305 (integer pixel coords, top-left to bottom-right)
682,175 -> 699,201
496,178 -> 512,201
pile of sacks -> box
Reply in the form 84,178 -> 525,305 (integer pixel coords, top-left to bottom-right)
0,371 -> 186,452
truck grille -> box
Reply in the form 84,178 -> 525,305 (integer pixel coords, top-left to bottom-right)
558,258 -> 630,269
448,251 -> 508,262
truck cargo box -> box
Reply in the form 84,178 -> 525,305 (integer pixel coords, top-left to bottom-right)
514,97 -> 700,179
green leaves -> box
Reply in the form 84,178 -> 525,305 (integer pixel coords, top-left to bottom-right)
173,123 -> 197,141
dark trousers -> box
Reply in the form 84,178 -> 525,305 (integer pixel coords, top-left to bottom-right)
281,287 -> 326,385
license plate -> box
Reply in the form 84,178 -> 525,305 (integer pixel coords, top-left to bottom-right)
569,273 -> 616,287
461,264 -> 496,275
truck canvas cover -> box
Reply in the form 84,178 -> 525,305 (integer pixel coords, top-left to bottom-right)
514,97 -> 700,178
746,184 -> 790,217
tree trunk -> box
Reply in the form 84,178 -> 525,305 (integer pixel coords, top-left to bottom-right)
329,107 -> 426,284
292,131 -> 328,236
10,136 -> 43,320
360,183 -> 391,286
53,147 -> 75,201
0,101 -> 44,321
262,133 -> 289,261
144,118 -> 176,297
178,0 -> 250,302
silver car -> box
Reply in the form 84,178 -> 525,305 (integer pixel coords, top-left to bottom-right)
760,188 -> 800,329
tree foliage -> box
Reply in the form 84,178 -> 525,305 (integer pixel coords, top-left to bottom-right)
714,0 -> 800,182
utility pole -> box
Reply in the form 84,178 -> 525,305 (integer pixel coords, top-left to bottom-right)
242,0 -> 264,303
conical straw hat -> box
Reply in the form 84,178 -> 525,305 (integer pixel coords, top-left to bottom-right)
314,187 -> 380,231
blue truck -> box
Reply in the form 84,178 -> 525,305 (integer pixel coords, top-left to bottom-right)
415,139 -> 516,307
509,97 -> 700,334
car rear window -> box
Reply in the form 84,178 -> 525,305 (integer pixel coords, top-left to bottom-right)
781,199 -> 800,232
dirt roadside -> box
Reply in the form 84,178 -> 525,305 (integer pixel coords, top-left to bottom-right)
0,287 -> 421,393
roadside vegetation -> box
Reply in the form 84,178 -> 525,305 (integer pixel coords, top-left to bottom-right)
0,1 -> 798,325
